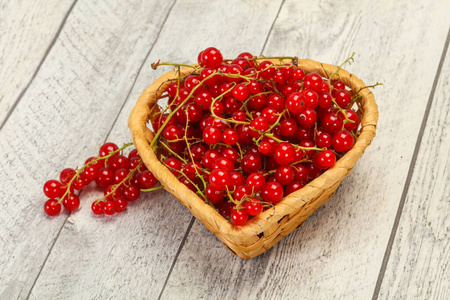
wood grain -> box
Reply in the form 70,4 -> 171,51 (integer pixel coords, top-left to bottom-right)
26,1 -> 284,299
158,1 -> 450,299
0,0 -> 75,126
377,36 -> 450,299
0,0 -> 175,298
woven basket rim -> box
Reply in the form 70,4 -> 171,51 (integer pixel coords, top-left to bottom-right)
128,57 -> 378,242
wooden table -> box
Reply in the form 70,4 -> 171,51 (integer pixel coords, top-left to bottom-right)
1,1 -> 449,299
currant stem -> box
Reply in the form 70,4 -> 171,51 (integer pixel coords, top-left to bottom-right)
141,185 -> 165,192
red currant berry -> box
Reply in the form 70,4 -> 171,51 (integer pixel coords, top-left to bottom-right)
230,209 -> 249,226
318,92 -> 333,108
219,202 -> 234,219
292,68 -> 305,80
202,149 -> 221,169
302,89 -> 319,109
81,166 -> 99,181
313,150 -> 336,170
232,110 -> 246,122
200,67 -> 218,85
298,108 -> 317,128
299,140 -> 316,158
73,176 -> 91,190
248,94 -> 267,111
95,168 -> 114,188
114,168 -> 130,184
257,61 -> 275,80
321,113 -> 344,135
286,92 -> 306,113
241,153 -> 262,174
333,89 -> 351,107
275,166 -> 295,185
258,140 -> 274,156
303,73 -> 323,92
249,117 -> 269,138
129,157 -> 141,169
262,182 -> 284,203
201,47 -> 223,69
274,142 -> 296,166
234,185 -> 251,201
114,198 -> 128,213
306,162 -> 322,180
232,84 -> 250,101
196,91 -> 214,110
212,157 -> 234,172
343,109 -> 360,131
295,126 -> 314,141
280,118 -> 298,137
244,198 -> 263,216
293,165 -> 308,184
332,130 -> 355,152
222,128 -> 239,145
316,130 -> 332,148
91,201 -> 105,215
60,168 -> 76,185
99,142 -> 119,158
222,147 -> 239,162
209,169 -> 231,190
104,184 -> 123,201
43,180 -> 64,199
44,199 -> 61,216
163,125 -> 183,141
267,93 -> 285,112
286,182 -> 304,195
203,126 -> 222,145
62,194 -> 80,212
190,144 -> 205,161
167,82 -> 178,97
332,80 -> 346,90
205,185 -> 225,205
246,172 -> 266,192
103,200 -> 116,215
238,52 -> 255,66
229,171 -> 245,187
123,185 -> 141,202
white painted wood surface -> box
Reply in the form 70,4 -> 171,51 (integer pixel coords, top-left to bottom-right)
0,0 -> 75,126
0,0 -> 449,299
0,0 -> 175,298
378,38 -> 450,299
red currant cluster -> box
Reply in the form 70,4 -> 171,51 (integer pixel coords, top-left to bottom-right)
150,48 -> 363,226
43,142 -> 161,217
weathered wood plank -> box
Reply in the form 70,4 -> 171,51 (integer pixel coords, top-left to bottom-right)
158,1 -> 450,299
26,1 -> 284,299
0,0 -> 75,126
0,1 -> 175,299
377,35 -> 450,299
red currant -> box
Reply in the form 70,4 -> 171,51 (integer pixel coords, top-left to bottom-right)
44,199 -> 61,216
62,194 -> 80,212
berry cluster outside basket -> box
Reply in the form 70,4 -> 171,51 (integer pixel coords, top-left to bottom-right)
128,58 -> 378,260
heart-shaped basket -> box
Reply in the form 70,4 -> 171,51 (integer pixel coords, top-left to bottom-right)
128,58 -> 378,260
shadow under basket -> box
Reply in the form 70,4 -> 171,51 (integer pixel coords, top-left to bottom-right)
128,58 -> 378,260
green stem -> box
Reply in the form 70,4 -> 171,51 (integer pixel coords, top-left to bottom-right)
141,185 -> 165,192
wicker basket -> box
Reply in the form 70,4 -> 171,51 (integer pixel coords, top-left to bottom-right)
128,58 -> 378,260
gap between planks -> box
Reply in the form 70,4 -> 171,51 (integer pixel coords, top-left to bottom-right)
156,1 -> 286,299
0,0 -> 78,132
24,1 -> 178,299
371,25 -> 450,300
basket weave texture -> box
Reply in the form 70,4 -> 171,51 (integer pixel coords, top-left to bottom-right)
128,58 -> 378,260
